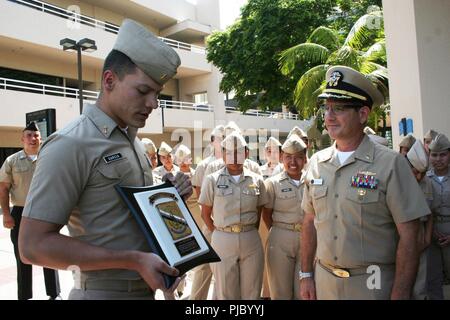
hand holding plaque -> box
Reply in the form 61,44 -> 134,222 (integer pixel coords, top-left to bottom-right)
115,181 -> 220,289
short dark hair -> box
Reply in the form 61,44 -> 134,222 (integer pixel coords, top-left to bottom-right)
102,50 -> 137,80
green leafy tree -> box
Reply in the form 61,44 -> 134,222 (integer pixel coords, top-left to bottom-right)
279,10 -> 388,130
206,0 -> 336,112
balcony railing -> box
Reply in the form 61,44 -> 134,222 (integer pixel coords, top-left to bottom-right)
9,0 -> 206,54
0,77 -> 298,119
225,107 -> 299,120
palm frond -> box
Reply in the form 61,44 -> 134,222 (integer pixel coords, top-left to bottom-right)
326,45 -> 360,69
363,40 -> 386,64
279,43 -> 330,76
344,11 -> 384,50
293,64 -> 329,118
360,61 -> 386,75
307,26 -> 341,52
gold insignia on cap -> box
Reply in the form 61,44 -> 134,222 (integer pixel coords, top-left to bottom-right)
160,74 -> 167,80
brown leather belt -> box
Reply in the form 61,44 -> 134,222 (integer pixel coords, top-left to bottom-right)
216,224 -> 257,233
318,260 -> 369,278
80,279 -> 152,292
273,221 -> 302,232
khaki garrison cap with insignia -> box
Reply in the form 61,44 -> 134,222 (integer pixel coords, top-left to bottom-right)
429,133 -> 450,152
221,131 -> 247,150
363,126 -> 376,135
287,126 -> 308,139
318,65 -> 384,109
407,140 -> 428,173
399,134 -> 416,149
424,129 -> 439,141
158,141 -> 173,156
368,134 -> 389,147
282,135 -> 307,154
141,138 -> 157,154
113,19 -> 181,85
265,137 -> 282,149
175,144 -> 192,164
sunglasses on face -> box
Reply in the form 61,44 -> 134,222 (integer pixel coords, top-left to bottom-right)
319,104 -> 363,116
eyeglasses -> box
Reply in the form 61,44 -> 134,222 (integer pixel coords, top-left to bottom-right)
319,104 -> 362,116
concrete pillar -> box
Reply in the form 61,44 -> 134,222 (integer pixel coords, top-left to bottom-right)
383,0 -> 450,148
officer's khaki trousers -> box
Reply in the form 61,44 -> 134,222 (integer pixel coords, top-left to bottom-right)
265,226 -> 301,299
315,262 -> 394,300
211,229 -> 263,300
412,248 -> 429,299
259,223 -> 270,298
190,225 -> 213,300
69,289 -> 154,300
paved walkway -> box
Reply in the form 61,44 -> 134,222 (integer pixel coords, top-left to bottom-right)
1,221 -> 448,300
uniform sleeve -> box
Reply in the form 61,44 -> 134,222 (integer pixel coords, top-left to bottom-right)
198,174 -> 215,207
301,164 -> 315,215
263,178 -> 275,209
23,135 -> 89,225
191,162 -> 205,187
386,154 -> 431,224
0,157 -> 12,183
257,177 -> 269,207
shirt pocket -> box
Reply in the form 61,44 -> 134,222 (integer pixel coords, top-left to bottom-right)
94,160 -> 132,185
312,186 -> 328,220
13,165 -> 30,173
216,186 -> 233,197
275,188 -> 297,212
345,188 -> 380,204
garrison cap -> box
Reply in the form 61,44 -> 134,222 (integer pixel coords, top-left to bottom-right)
407,140 -> 428,173
318,65 -> 384,109
211,125 -> 225,139
141,138 -> 156,154
158,141 -> 173,156
224,121 -> 241,135
265,137 -> 282,149
424,129 -> 439,141
399,135 -> 416,149
429,134 -> 450,152
174,144 -> 192,165
282,135 -> 307,154
221,131 -> 247,150
363,126 -> 376,135
113,19 -> 181,85
287,126 -> 308,139
24,121 -> 39,132
368,134 -> 389,147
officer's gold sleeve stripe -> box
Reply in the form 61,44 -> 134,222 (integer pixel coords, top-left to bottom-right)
323,89 -> 367,101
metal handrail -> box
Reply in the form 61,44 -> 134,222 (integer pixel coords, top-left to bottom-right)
158,100 -> 213,112
225,106 -> 299,120
10,0 -> 206,54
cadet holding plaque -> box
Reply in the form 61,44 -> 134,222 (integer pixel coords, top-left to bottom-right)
19,19 -> 195,300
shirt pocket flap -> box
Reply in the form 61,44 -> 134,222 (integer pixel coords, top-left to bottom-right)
313,186 -> 328,199
97,160 -> 131,180
217,186 -> 233,196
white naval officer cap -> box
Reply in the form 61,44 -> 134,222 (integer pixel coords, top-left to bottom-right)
113,19 -> 181,85
407,140 -> 428,173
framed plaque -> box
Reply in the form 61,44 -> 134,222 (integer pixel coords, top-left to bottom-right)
115,181 -> 220,288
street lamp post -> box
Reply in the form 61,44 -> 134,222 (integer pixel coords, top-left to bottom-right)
60,38 -> 97,114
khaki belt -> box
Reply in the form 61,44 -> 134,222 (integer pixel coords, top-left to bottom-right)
318,260 -> 370,278
80,279 -> 152,292
216,224 -> 257,233
273,221 -> 302,232
434,215 -> 450,222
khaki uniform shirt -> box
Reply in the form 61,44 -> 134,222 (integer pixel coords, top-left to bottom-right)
199,167 -> 268,228
204,158 -> 262,178
264,171 -> 304,224
427,169 -> 450,217
191,155 -> 217,188
302,135 -> 430,268
152,164 -> 179,184
0,150 -> 37,206
23,104 -> 153,281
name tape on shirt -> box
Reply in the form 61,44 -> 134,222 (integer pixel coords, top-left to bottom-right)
281,187 -> 292,192
310,178 -> 323,186
103,153 -> 123,164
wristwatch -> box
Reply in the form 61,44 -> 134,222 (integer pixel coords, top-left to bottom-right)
299,270 -> 314,280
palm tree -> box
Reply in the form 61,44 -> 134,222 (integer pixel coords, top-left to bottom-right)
279,10 -> 389,130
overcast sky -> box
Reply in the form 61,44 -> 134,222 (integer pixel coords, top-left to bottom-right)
185,0 -> 248,29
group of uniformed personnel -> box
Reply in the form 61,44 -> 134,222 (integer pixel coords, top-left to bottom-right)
3,17 -> 449,301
